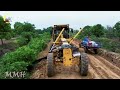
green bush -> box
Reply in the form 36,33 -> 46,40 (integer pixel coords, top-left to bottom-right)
1,46 -> 36,65
0,32 -> 51,79
28,38 -> 44,53
28,32 -> 50,54
0,61 -> 29,79
17,37 -> 28,46
90,37 -> 120,53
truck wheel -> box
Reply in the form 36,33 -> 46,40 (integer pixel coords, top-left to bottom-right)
84,47 -> 88,53
47,53 -> 55,77
79,43 -> 82,48
93,49 -> 98,54
79,53 -> 89,76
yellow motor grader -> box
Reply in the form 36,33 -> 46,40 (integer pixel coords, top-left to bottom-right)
47,24 -> 89,77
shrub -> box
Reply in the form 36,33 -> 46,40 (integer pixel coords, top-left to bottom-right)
17,37 -> 28,46
0,32 -> 51,79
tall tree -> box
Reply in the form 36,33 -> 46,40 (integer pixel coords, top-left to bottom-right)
91,24 -> 105,37
105,25 -> 114,38
0,15 -> 11,45
83,25 -> 92,36
14,22 -> 23,35
77,25 -> 92,39
14,22 -> 38,46
113,21 -> 120,41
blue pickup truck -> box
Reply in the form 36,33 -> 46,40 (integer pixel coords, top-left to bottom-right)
80,37 -> 101,54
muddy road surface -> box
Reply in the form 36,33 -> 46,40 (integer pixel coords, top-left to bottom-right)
30,40 -> 120,79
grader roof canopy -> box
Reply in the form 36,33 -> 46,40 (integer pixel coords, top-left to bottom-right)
53,24 -> 69,31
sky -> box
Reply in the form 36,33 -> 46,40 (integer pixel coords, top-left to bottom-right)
0,11 -> 120,30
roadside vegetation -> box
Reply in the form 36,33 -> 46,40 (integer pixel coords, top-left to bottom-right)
76,23 -> 120,53
0,16 -> 52,79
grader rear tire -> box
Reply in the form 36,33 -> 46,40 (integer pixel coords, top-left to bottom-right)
47,53 -> 55,77
80,53 -> 89,76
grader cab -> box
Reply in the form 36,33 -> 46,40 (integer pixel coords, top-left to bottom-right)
52,24 -> 70,41
47,24 -> 89,77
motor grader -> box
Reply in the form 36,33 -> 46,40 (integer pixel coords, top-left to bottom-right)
47,24 -> 89,77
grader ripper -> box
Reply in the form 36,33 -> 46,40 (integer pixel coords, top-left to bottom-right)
47,24 -> 89,77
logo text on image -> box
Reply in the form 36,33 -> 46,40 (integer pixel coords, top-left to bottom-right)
5,71 -> 26,78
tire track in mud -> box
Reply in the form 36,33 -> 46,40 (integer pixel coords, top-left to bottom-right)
88,54 -> 120,79
89,57 -> 108,78
73,40 -> 120,79
94,55 -> 120,76
88,65 -> 101,79
71,40 -> 120,79
88,55 -> 111,79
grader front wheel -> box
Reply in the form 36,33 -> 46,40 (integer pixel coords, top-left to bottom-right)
47,53 -> 55,77
80,53 -> 89,76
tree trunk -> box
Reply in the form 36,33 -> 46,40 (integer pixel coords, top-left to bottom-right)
1,39 -> 3,45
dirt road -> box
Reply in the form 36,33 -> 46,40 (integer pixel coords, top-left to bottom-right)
31,40 -> 120,79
